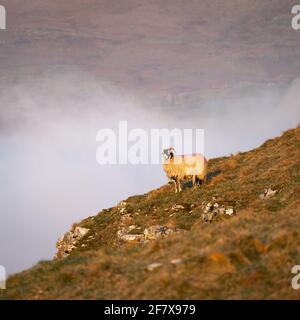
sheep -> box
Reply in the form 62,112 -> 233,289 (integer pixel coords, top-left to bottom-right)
162,147 -> 207,193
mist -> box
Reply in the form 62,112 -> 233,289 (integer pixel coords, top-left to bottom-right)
0,68 -> 299,274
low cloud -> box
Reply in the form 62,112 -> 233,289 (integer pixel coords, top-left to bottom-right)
0,68 -> 299,274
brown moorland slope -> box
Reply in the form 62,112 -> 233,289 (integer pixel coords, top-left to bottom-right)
1,125 -> 300,299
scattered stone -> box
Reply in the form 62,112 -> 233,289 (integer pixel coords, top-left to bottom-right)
259,188 -> 277,200
170,258 -> 183,265
146,262 -> 162,272
171,204 -> 185,211
225,208 -> 234,216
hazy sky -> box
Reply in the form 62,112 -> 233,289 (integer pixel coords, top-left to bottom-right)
0,1 -> 300,275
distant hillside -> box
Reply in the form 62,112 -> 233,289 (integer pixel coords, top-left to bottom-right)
1,0 -> 300,103
1,126 -> 300,299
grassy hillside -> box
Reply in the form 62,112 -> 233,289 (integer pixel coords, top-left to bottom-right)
1,126 -> 300,299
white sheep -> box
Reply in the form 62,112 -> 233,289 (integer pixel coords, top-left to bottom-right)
162,147 -> 207,193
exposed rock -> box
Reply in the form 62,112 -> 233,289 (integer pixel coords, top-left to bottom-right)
118,201 -> 127,207
144,225 -> 174,240
259,188 -> 277,200
55,226 -> 90,259
117,224 -> 176,243
170,258 -> 183,265
118,201 -> 128,214
202,199 -> 235,222
146,262 -> 162,272
225,208 -> 234,216
119,208 -> 126,214
117,225 -> 143,242
119,234 -> 144,242
171,204 -> 185,211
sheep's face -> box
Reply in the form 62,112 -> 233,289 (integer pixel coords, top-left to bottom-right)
162,149 -> 170,161
162,148 -> 175,161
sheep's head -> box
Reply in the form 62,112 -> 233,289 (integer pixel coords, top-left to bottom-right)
162,147 -> 175,161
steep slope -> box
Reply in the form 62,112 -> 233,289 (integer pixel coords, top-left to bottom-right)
1,126 -> 300,300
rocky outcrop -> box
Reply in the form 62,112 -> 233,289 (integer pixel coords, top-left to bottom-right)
55,197 -> 237,259
117,224 -> 176,243
55,226 -> 90,259
116,202 -> 179,244
201,198 -> 235,223
144,225 -> 174,240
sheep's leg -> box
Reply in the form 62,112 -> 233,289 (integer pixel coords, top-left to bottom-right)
178,180 -> 182,192
196,177 -> 202,186
173,179 -> 178,193
192,175 -> 196,188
